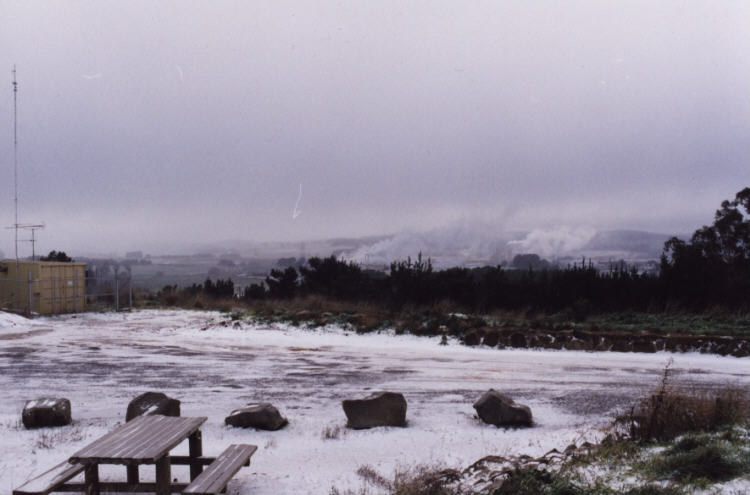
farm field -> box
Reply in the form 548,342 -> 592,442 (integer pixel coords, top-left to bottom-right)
1,310 -> 748,494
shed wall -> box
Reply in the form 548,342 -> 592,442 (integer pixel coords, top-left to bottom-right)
0,261 -> 86,314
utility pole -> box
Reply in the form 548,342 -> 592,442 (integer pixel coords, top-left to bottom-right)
12,65 -> 18,266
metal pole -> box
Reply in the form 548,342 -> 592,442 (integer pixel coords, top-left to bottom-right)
12,66 -> 18,266
129,283 -> 133,310
74,269 -> 78,313
27,270 -> 32,315
115,277 -> 119,312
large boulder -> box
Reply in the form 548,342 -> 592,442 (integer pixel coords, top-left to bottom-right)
463,331 -> 481,346
126,392 -> 181,422
342,392 -> 407,429
225,403 -> 288,431
22,398 -> 72,429
482,331 -> 500,347
473,390 -> 532,427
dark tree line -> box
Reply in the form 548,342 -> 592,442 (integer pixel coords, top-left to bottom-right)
162,278 -> 235,300
237,254 -> 661,313
164,188 -> 750,314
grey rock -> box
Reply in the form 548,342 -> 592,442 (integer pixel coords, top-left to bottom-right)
342,391 -> 407,429
473,389 -> 532,427
126,392 -> 180,422
22,398 -> 72,429
225,403 -> 288,431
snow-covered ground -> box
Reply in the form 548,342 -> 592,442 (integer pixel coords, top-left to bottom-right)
1,310 -> 747,494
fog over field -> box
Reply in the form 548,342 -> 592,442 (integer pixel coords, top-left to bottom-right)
1,1 -> 749,257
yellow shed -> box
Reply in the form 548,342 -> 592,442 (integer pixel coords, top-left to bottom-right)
0,260 -> 86,315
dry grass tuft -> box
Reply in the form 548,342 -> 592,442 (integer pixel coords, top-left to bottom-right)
34,425 -> 86,449
355,465 -> 392,490
613,359 -> 750,441
390,466 -> 461,495
342,464 -> 462,495
322,424 -> 346,440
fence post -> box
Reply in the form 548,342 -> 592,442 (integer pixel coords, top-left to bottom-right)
27,270 -> 33,316
115,277 -> 120,312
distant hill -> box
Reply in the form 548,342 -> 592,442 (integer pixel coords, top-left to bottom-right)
581,230 -> 675,259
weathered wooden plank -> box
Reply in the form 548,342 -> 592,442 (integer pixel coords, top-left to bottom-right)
123,417 -> 204,460
70,416 -> 206,463
54,482 -> 188,493
95,416 -> 182,460
70,415 -> 153,460
73,415 -> 154,459
183,444 -> 257,495
74,414 -> 154,454
109,417 -> 174,459
153,455 -> 217,466
12,460 -> 85,495
145,418 -> 203,459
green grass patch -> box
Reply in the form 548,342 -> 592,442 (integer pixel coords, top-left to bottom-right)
584,311 -> 750,336
638,429 -> 750,485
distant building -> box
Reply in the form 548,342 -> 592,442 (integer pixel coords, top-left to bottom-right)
125,251 -> 143,259
0,260 -> 86,315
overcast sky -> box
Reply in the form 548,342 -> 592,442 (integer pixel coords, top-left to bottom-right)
1,1 -> 749,256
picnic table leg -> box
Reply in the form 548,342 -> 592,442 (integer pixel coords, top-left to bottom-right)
189,430 -> 203,480
127,464 -> 139,484
155,457 -> 171,495
84,464 -> 100,495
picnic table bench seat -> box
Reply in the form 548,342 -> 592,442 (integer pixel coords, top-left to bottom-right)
182,444 -> 257,495
12,460 -> 85,495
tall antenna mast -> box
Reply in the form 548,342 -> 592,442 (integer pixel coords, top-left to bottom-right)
7,67 -> 46,263
12,65 -> 18,265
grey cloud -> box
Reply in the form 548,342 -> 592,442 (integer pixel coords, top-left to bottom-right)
0,0 -> 748,255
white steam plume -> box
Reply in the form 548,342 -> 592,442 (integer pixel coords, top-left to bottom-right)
507,226 -> 595,260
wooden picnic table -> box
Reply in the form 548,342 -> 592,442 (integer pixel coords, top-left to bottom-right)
69,415 -> 207,495
14,414 -> 256,495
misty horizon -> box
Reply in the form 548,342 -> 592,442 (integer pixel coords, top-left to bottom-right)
1,1 -> 748,257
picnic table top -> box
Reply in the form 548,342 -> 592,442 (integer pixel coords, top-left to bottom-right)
69,415 -> 207,465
